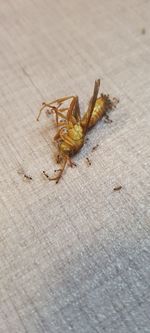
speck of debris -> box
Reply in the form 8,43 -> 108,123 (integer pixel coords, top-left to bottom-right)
141,28 -> 146,34
113,185 -> 122,191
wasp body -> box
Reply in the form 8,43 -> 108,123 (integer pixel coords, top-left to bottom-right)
58,123 -> 84,155
37,79 -> 118,183
81,94 -> 113,129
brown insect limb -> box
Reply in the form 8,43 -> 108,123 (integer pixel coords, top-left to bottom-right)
46,106 -> 68,119
56,121 -> 67,127
53,96 -> 79,125
42,169 -> 64,183
38,96 -> 80,130
55,160 -> 67,184
59,130 -> 75,146
43,154 -> 77,184
38,103 -> 66,125
42,156 -> 67,183
36,96 -> 75,121
52,108 -> 71,125
54,110 -> 67,126
56,155 -> 60,163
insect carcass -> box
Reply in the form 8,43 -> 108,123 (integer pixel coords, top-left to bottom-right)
37,79 -> 118,183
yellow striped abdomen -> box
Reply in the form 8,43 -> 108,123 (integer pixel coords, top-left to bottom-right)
81,94 -> 113,130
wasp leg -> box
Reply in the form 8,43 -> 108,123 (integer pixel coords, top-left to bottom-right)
42,152 -> 76,184
37,103 -> 53,121
53,96 -> 79,125
53,127 -> 75,145
38,104 -> 69,125
54,129 -> 62,141
50,155 -> 76,183
56,121 -> 67,127
59,131 -> 75,146
47,107 -> 69,114
37,103 -> 65,122
56,154 -> 63,163
43,95 -> 75,106
43,156 -> 68,184
53,110 -> 67,125
37,96 -> 75,121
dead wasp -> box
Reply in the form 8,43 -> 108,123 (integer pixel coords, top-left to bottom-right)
37,79 -> 118,183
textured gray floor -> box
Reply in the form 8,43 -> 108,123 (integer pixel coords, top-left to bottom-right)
0,0 -> 150,332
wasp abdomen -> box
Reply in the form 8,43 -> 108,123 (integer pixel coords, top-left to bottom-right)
82,94 -> 113,129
